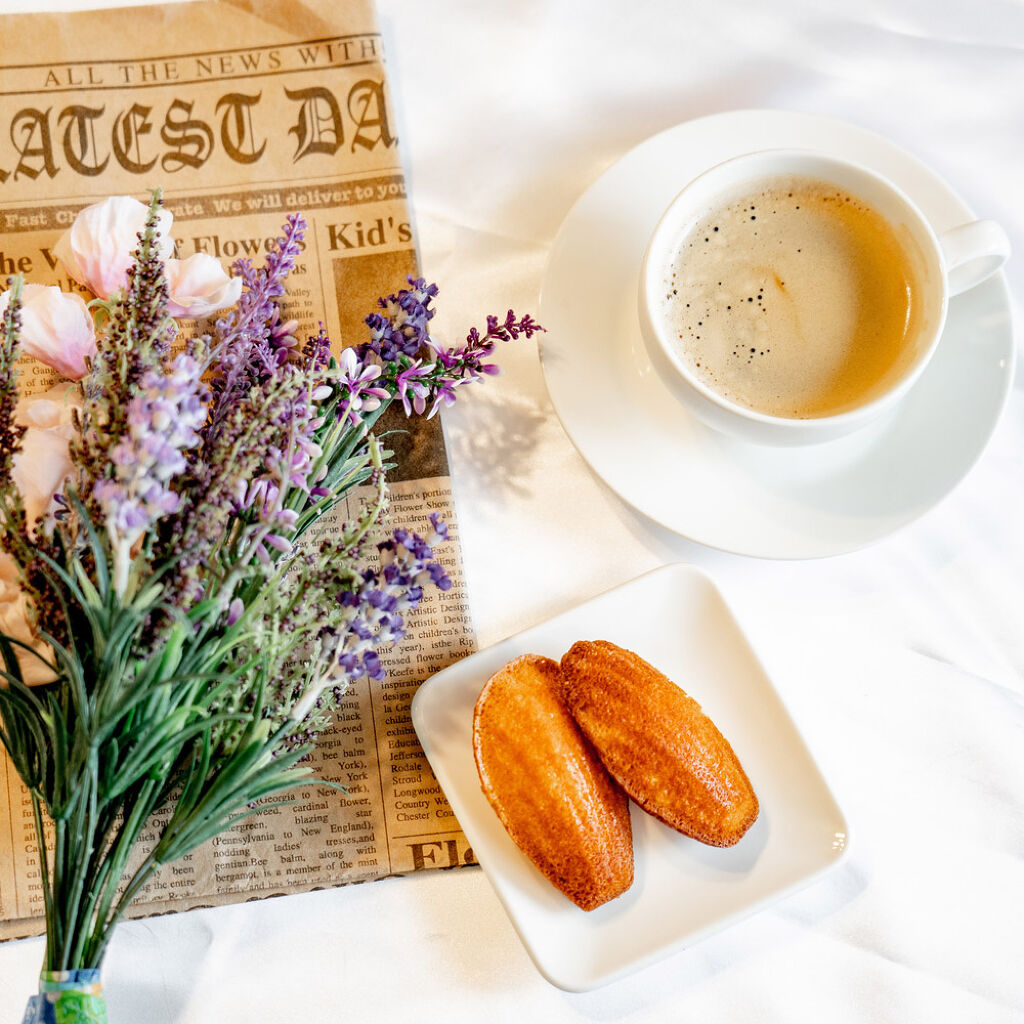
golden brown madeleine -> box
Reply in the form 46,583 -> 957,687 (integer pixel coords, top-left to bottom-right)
473,654 -> 634,911
561,641 -> 758,847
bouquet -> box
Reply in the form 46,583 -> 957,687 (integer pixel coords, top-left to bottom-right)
0,191 -> 540,1023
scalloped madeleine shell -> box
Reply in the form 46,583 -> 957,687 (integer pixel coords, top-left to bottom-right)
561,640 -> 759,847
472,654 -> 633,911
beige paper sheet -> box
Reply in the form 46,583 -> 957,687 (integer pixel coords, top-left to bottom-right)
0,0 -> 476,941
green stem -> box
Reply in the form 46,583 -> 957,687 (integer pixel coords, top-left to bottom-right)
83,777 -> 159,965
57,754 -> 99,969
341,437 -> 388,551
91,850 -> 159,964
105,848 -> 157,921
52,817 -> 66,966
31,793 -> 56,970
66,801 -> 122,970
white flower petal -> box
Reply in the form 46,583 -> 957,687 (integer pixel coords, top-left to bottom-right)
339,347 -> 359,375
165,253 -> 242,318
12,423 -> 75,531
53,196 -> 173,300
0,551 -> 56,687
15,381 -> 82,430
0,284 -> 96,379
9,383 -> 80,535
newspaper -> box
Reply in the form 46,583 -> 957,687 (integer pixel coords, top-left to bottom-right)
0,0 -> 476,941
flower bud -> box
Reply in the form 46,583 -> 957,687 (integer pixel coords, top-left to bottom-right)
265,533 -> 292,554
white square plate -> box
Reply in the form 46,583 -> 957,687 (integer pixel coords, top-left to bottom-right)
411,563 -> 850,991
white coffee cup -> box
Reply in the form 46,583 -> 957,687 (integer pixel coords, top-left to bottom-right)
637,150 -> 1011,446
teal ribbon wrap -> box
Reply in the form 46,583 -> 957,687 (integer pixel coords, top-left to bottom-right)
22,970 -> 108,1024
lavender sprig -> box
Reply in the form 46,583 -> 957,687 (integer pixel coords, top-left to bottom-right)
159,372 -> 307,612
74,192 -> 178,530
205,215 -> 306,440
92,353 -> 208,597
361,278 -> 438,361
340,277 -> 543,421
0,277 -> 25,497
271,512 -> 452,736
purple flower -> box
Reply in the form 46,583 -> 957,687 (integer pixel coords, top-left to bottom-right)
350,278 -> 544,424
427,379 -> 459,418
206,215 -> 307,439
393,357 -> 434,416
287,517 -> 453,722
303,326 -> 332,374
428,513 -> 448,543
336,348 -> 389,426
359,278 -> 439,363
93,352 -> 208,595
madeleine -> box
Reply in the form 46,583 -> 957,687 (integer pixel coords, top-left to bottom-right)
560,641 -> 758,847
473,654 -> 633,910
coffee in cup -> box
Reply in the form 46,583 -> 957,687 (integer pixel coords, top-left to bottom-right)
638,150 -> 1011,446
661,175 -> 928,419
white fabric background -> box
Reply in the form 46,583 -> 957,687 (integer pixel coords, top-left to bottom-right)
1,0 -> 1022,1020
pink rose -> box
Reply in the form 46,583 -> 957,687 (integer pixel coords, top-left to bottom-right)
0,284 -> 96,380
53,196 -> 174,300
0,551 -> 55,687
165,254 -> 242,318
0,383 -> 80,686
11,383 -> 81,534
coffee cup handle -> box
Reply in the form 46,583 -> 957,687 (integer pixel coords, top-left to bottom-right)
939,220 -> 1011,297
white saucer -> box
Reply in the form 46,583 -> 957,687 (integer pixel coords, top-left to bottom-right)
411,564 -> 849,991
538,110 -> 1015,559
